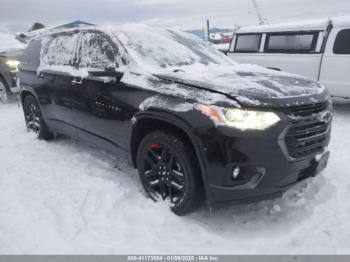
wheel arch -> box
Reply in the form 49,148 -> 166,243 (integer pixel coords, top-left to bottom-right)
20,88 -> 38,105
129,112 -> 208,186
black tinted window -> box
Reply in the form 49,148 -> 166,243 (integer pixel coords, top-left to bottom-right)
334,29 -> 350,54
79,33 -> 115,68
21,39 -> 41,68
42,33 -> 79,66
235,34 -> 261,52
265,33 -> 317,53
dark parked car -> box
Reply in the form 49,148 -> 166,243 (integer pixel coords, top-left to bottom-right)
18,25 -> 332,215
0,49 -> 23,103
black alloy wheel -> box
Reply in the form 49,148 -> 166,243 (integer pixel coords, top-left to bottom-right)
23,95 -> 53,140
144,142 -> 186,203
137,131 -> 204,215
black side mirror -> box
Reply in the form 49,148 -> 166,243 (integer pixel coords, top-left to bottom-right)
105,67 -> 124,82
88,67 -> 124,82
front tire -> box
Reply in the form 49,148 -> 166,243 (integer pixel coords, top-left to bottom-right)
22,95 -> 53,140
137,131 -> 204,215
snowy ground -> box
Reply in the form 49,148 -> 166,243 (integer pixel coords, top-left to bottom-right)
0,32 -> 25,52
0,100 -> 350,254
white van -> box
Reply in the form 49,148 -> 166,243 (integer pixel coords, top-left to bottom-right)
228,16 -> 350,98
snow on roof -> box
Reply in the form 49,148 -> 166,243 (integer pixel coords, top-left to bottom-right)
332,15 -> 350,27
0,32 -> 26,52
237,15 -> 350,34
237,18 -> 329,33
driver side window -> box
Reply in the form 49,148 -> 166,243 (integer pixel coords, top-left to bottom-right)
79,32 -> 116,69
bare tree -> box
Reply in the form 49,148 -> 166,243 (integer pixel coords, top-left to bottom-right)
29,22 -> 45,32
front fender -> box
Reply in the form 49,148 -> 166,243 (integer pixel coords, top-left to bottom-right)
20,85 -> 39,104
127,109 -> 210,187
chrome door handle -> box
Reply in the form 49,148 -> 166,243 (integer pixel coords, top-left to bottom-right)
72,78 -> 83,86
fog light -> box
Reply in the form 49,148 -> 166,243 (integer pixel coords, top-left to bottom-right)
232,166 -> 240,179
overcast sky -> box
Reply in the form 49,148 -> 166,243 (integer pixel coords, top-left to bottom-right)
1,0 -> 350,32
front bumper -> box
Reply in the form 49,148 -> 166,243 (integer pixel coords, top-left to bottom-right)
206,150 -> 329,205
194,101 -> 332,204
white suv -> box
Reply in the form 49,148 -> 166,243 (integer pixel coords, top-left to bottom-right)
228,16 -> 350,99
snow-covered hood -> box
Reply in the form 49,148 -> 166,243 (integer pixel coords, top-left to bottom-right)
155,64 -> 328,107
0,49 -> 23,60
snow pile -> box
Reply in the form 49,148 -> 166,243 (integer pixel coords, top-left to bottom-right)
0,32 -> 26,52
0,101 -> 350,254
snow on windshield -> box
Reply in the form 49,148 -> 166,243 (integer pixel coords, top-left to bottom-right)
112,24 -> 236,71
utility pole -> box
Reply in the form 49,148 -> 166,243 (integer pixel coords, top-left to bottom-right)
206,19 -> 211,42
252,0 -> 268,25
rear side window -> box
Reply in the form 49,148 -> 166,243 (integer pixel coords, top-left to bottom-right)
78,32 -> 116,69
235,34 -> 261,52
333,29 -> 350,54
265,32 -> 318,53
41,33 -> 79,66
21,39 -> 42,68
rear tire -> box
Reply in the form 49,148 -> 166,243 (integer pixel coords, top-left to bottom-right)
22,95 -> 54,140
137,130 -> 204,215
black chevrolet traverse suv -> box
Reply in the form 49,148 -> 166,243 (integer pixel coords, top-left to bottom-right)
18,25 -> 332,215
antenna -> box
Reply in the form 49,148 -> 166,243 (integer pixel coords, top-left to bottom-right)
252,0 -> 268,25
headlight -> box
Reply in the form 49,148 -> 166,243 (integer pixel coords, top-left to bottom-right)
6,60 -> 20,68
198,105 -> 280,130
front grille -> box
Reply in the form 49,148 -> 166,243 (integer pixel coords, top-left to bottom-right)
284,101 -> 329,117
284,101 -> 332,159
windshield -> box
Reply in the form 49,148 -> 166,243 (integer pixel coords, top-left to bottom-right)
112,24 -> 236,70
